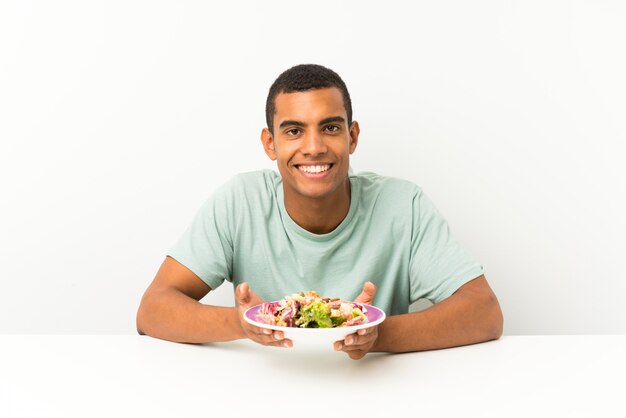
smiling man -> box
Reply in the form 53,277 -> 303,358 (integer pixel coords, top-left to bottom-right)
261,87 -> 357,234
136,64 -> 503,359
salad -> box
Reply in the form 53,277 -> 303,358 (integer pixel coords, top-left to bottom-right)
255,291 -> 368,328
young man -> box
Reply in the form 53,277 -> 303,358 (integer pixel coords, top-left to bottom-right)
136,64 -> 503,360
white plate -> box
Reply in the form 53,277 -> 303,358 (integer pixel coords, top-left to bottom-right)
243,303 -> 386,350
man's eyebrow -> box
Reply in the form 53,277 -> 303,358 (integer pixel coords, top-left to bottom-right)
278,116 -> 346,129
318,116 -> 345,126
279,120 -> 306,129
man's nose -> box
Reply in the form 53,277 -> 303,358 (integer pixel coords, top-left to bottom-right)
301,131 -> 327,156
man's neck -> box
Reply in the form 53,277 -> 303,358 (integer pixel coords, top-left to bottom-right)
283,178 -> 351,235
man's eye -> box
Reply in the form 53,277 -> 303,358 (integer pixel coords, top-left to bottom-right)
324,125 -> 339,133
286,129 -> 301,136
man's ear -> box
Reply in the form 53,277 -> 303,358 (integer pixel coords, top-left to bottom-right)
348,120 -> 360,154
261,128 -> 277,161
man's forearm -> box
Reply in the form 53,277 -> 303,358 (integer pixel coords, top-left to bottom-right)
136,288 -> 244,344
372,283 -> 503,353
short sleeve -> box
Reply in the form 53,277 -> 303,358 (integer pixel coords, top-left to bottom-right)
167,184 -> 235,290
409,189 -> 485,304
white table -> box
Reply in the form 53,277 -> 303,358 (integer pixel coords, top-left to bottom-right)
1,335 -> 624,417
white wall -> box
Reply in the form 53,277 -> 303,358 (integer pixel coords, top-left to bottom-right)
1,0 -> 625,335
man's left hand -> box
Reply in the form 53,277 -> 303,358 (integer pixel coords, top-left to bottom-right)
334,281 -> 378,360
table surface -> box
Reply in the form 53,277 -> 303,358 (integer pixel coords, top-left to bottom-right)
1,335 -> 625,417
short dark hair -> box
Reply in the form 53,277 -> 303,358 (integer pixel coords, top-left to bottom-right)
265,64 -> 352,134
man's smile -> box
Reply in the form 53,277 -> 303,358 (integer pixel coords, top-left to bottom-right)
294,163 -> 334,177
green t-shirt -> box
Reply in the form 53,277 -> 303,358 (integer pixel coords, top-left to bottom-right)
168,169 -> 484,316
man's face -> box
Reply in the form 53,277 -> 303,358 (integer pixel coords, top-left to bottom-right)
261,87 -> 359,202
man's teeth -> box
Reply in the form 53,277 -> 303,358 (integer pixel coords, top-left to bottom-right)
298,164 -> 331,173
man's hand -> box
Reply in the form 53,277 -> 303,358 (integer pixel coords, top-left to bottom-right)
334,281 -> 378,360
236,282 -> 292,348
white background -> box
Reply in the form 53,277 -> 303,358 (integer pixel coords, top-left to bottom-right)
1,0 -> 625,335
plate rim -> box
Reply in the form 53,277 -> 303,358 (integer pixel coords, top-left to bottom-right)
242,302 -> 386,332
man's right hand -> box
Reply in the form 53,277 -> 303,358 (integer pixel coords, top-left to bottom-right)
235,282 -> 293,348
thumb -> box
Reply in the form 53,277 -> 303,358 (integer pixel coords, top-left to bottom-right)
236,282 -> 251,307
354,281 -> 377,305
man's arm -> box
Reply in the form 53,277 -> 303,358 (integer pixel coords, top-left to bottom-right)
337,275 -> 502,358
374,275 -> 503,353
136,256 -> 291,347
136,256 -> 243,343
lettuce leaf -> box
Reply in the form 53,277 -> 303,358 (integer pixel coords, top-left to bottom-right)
296,300 -> 332,328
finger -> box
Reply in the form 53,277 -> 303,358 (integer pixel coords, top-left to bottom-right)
272,339 -> 292,348
249,325 -> 271,336
236,282 -> 251,306
278,336 -> 292,348
347,350 -> 367,360
254,335 -> 293,348
354,281 -> 377,304
343,331 -> 376,349
344,334 -> 360,347
244,326 -> 292,347
245,324 -> 276,338
336,339 -> 367,360
253,337 -> 291,347
346,338 -> 374,350
341,343 -> 369,360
